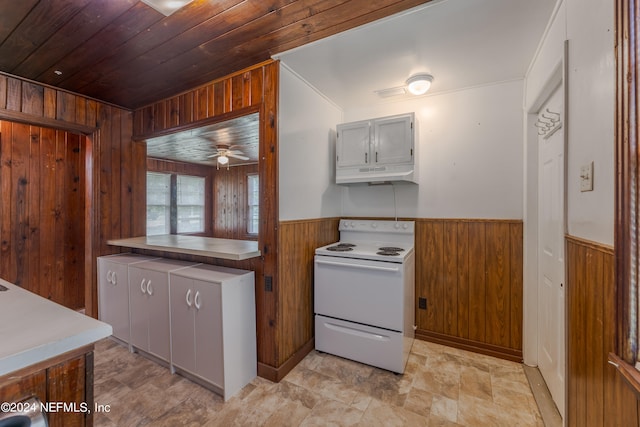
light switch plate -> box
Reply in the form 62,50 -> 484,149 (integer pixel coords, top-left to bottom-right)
580,162 -> 594,192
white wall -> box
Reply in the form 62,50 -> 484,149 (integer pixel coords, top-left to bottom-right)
522,0 -> 615,366
278,65 -> 343,221
525,0 -> 615,246
341,80 -> 524,219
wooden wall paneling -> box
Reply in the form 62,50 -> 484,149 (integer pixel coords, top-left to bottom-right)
56,91 -> 76,124
6,77 -> 21,111
39,127 -> 57,301
0,75 -> 7,108
110,109 -> 122,241
443,221 -> 458,336
457,222 -> 470,339
27,126 -> 41,298
47,354 -> 86,427
0,123 -> 11,288
485,222 -> 509,348
65,133 -> 85,309
43,87 -> 56,120
250,68 -> 264,106
509,223 -> 523,349
21,82 -> 44,117
212,81 -> 225,119
11,122 -> 29,288
52,129 -> 67,306
468,222 -> 486,342
120,111 -> 133,240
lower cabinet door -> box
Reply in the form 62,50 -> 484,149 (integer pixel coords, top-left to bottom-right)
170,276 -> 196,372
128,267 -> 149,351
145,269 -> 171,362
97,260 -> 130,342
193,280 -> 223,387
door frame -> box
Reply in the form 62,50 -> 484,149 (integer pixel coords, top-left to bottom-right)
523,41 -> 569,407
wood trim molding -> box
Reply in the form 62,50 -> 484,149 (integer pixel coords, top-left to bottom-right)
566,234 -> 614,255
0,109 -> 96,134
257,338 -> 314,382
416,330 -> 523,363
609,352 -> 640,398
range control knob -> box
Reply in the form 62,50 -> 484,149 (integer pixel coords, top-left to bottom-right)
403,223 -> 409,229
394,223 -> 401,229
371,222 -> 377,229
350,221 -> 356,227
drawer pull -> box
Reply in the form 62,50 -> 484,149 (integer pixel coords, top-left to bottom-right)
146,280 -> 153,296
140,279 -> 146,294
194,291 -> 201,310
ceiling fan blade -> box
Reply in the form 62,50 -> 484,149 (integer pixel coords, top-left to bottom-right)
207,153 -> 221,158
228,153 -> 249,160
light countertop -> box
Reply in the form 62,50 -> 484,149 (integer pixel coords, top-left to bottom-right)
0,279 -> 112,376
107,235 -> 261,261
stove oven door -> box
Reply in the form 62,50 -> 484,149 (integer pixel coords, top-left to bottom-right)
314,254 -> 404,331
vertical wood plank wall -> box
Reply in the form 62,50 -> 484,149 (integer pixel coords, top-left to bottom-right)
0,121 -> 86,309
278,218 -> 340,367
415,219 -> 523,360
0,73 -> 136,317
132,60 -> 281,377
566,235 -> 640,426
213,163 -> 258,240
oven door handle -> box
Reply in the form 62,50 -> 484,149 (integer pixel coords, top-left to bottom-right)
315,259 -> 400,272
324,322 -> 391,341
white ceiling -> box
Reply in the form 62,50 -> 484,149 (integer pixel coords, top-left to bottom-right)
275,0 -> 557,109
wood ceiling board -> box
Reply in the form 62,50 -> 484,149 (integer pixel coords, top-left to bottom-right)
0,0 -> 91,70
33,2 -> 165,89
0,0 -> 433,109
0,0 -> 39,46
11,0 -> 138,79
145,112 -> 259,167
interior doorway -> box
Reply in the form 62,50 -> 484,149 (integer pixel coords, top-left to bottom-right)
536,83 -> 566,418
0,120 -> 88,310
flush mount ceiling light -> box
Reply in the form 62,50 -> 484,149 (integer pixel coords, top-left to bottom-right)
141,0 -> 194,16
406,73 -> 434,95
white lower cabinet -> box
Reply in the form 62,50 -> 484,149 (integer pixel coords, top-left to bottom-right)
97,254 -> 158,344
169,264 -> 256,400
128,259 -> 198,362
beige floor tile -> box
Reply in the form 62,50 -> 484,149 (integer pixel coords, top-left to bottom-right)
93,338 -> 546,426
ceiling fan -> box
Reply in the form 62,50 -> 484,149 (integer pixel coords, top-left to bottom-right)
207,143 -> 249,168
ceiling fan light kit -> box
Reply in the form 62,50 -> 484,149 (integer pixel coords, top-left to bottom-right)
141,0 -> 194,16
406,73 -> 434,95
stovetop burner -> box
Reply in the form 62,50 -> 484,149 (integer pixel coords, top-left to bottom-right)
376,250 -> 401,256
326,244 -> 355,252
378,246 -> 404,252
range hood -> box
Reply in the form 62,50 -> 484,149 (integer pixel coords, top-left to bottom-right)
336,164 -> 418,185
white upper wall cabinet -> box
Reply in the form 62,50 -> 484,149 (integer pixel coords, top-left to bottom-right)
336,113 -> 416,185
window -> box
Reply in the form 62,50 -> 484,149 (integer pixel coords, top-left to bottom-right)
177,175 -> 205,233
146,172 -> 206,235
247,174 -> 259,235
146,172 -> 171,236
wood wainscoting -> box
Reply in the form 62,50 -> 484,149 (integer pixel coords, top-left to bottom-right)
277,218 -> 340,375
415,219 -> 523,361
566,235 -> 640,426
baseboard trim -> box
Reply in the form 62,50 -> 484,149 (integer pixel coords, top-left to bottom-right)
257,338 -> 315,382
416,329 -> 523,363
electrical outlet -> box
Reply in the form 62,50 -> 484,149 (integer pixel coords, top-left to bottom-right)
265,276 -> 273,292
580,161 -> 594,192
418,297 -> 427,310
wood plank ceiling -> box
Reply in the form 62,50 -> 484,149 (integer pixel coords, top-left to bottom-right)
0,0 -> 431,110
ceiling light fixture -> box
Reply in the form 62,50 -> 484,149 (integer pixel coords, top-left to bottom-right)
406,73 -> 434,95
217,155 -> 229,165
141,0 -> 194,16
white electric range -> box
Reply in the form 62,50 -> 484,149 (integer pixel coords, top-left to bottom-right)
314,219 -> 415,373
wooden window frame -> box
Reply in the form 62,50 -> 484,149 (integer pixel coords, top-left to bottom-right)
613,0 -> 640,395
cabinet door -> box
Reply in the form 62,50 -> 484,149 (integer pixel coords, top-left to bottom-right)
128,267 -> 150,351
372,114 -> 413,165
170,276 -> 196,372
337,121 -> 370,167
145,269 -> 171,361
193,280 -> 223,387
97,259 -> 130,342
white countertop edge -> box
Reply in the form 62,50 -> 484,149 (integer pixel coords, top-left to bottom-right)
107,236 -> 261,261
0,323 -> 112,377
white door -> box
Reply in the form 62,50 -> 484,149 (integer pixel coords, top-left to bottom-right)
170,275 -> 196,372
537,86 -> 565,418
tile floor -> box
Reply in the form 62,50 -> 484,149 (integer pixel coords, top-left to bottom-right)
93,338 -> 544,426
